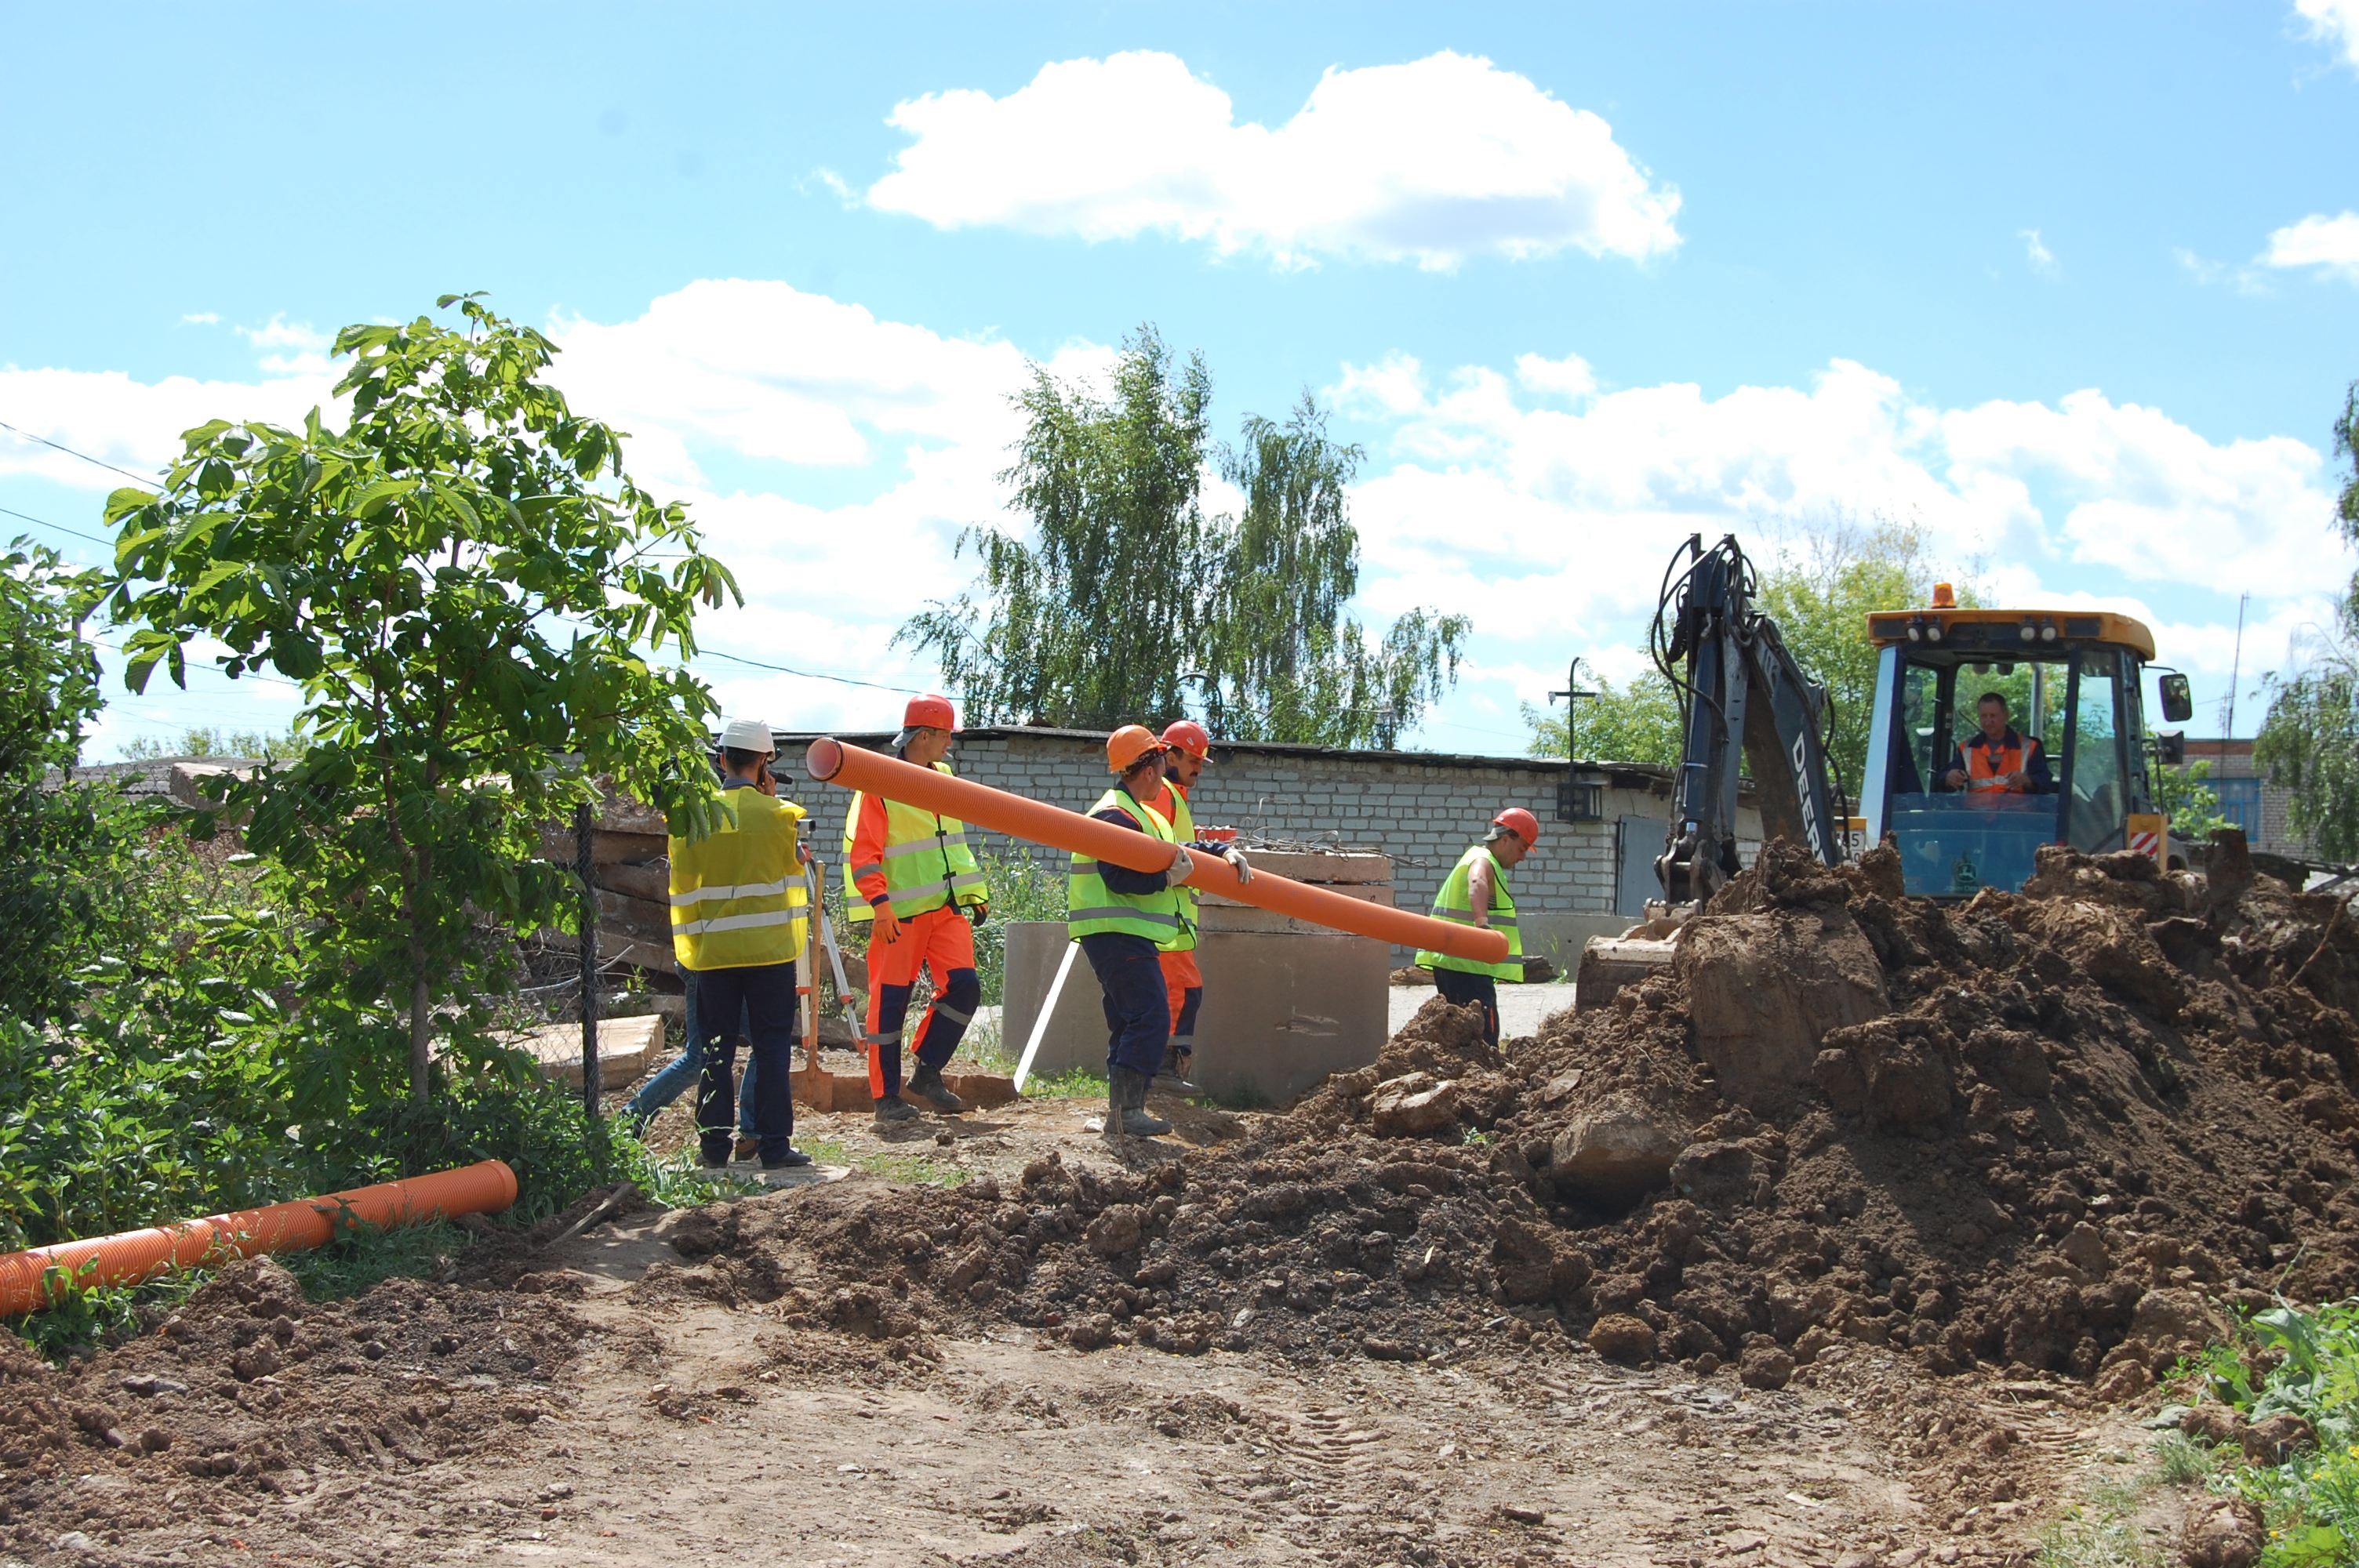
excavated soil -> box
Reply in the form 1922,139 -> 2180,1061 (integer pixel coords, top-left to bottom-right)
7,833 -> 2356,1564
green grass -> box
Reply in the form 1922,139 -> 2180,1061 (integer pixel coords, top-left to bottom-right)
2034,1509 -> 2161,1568
1025,1066 -> 1110,1100
795,1136 -> 970,1187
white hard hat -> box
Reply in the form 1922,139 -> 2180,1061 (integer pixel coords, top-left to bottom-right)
718,717 -> 775,753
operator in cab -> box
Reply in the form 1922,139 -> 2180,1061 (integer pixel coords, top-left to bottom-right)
1943,691 -> 2053,796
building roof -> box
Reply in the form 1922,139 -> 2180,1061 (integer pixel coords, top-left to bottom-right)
763,725 -> 1698,795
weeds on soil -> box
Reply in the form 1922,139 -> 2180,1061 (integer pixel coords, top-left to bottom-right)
2186,1299 -> 2359,1564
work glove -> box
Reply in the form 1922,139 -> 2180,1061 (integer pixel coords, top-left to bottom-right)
874,903 -> 903,945
1220,844 -> 1252,885
1166,845 -> 1195,885
966,902 -> 989,929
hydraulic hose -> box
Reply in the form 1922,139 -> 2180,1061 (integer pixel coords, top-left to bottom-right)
0,1160 -> 519,1318
802,739 -> 1510,965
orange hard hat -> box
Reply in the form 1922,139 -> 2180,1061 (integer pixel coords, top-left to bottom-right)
903,693 -> 957,732
1106,724 -> 1167,774
1161,719 -> 1215,762
1492,807 -> 1541,849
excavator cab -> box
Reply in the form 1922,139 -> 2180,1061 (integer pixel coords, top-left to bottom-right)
1861,594 -> 2183,897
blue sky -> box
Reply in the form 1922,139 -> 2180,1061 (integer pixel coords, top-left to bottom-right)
7,2 -> 2359,758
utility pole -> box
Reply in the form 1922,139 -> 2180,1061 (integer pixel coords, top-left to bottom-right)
1548,658 -> 1598,760
2223,591 -> 2250,739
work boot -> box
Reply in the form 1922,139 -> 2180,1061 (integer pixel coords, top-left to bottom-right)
908,1063 -> 966,1113
1154,1047 -> 1201,1093
732,1134 -> 759,1163
1109,1066 -> 1171,1138
873,1095 -> 920,1125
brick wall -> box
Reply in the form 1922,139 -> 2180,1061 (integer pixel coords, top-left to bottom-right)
2181,739 -> 2312,859
774,728 -> 1764,959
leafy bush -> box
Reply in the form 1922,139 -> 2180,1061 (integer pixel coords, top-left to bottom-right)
2186,1300 -> 2359,1564
970,846 -> 1067,1006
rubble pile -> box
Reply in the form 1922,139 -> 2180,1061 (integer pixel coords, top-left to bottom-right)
696,834 -> 2359,1405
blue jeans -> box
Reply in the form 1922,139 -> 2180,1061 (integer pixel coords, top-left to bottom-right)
623,982 -> 762,1134
689,962 -> 800,1166
1081,932 -> 1170,1078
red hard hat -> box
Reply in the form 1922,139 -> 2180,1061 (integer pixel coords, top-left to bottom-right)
1493,807 -> 1540,849
903,693 -> 957,733
1107,724 -> 1166,775
1161,719 -> 1214,761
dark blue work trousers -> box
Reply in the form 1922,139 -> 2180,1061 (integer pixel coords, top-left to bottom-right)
688,961 -> 798,1165
1081,932 -> 1170,1078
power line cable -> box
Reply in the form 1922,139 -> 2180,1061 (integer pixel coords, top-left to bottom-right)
0,419 -> 161,489
0,504 -> 114,550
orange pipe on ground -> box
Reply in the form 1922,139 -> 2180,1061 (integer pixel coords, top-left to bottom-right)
803,739 -> 1509,965
0,1160 -> 519,1318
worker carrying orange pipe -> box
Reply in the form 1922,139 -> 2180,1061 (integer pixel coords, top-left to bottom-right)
1070,725 -> 1257,1137
841,694 -> 990,1123
799,737 -> 1508,964
1140,720 -> 1217,1091
1414,808 -> 1540,1047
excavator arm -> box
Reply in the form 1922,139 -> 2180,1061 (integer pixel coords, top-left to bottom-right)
1578,535 -> 1843,1011
1652,534 -> 1845,903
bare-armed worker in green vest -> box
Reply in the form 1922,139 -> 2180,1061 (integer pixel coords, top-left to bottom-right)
1413,808 -> 1539,1047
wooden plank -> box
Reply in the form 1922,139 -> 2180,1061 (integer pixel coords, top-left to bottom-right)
594,887 -> 674,941
595,858 -> 671,904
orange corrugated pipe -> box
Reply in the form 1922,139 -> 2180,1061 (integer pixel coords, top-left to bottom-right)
802,739 -> 1510,966
0,1160 -> 518,1318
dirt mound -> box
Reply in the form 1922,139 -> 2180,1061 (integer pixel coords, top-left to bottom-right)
674,835 -> 2359,1406
0,1256 -> 587,1549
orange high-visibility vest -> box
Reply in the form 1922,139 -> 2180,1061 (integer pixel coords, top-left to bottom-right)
1960,732 -> 2037,793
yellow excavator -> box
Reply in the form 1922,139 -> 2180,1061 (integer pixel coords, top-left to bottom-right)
1576,534 -> 2196,1008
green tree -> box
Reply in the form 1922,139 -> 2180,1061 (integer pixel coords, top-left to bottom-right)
2256,381 -> 2359,862
899,328 -> 1467,747
2155,757 -> 2233,841
1756,514 -> 1959,794
0,536 -> 120,1025
1522,672 -> 1685,765
104,294 -> 737,1102
118,725 -> 307,761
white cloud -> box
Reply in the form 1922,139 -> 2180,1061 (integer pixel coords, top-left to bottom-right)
2020,229 -> 2055,274
234,314 -> 333,375
2261,211 -> 2359,282
2298,0 -> 2359,68
0,365 -> 336,491
180,312 -> 220,326
867,50 -> 1681,270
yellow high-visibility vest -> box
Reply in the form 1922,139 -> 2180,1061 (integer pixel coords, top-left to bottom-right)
668,786 -> 811,971
839,762 -> 989,923
1416,844 -> 1523,980
1067,789 -> 1182,942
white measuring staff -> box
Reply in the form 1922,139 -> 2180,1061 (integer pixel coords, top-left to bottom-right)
1013,941 -> 1081,1093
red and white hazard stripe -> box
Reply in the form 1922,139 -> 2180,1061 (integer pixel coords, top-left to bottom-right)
2128,830 -> 2160,858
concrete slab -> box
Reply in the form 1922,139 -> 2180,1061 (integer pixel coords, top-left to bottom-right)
506,1014 -> 664,1089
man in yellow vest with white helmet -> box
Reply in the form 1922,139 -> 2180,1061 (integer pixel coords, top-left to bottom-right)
668,717 -> 814,1170
843,694 -> 990,1124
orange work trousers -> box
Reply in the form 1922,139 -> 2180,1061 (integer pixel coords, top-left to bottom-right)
863,904 -> 980,1100
1158,948 -> 1204,1055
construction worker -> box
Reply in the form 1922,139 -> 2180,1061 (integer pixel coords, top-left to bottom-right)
667,717 -> 813,1170
843,694 -> 989,1124
1142,720 -> 1216,1089
1071,725 -> 1252,1138
1414,808 -> 1538,1047
1943,691 -> 2055,797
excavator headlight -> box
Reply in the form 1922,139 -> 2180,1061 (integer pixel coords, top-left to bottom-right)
2019,619 -> 2037,643
2039,619 -> 2057,643
1906,615 -> 1924,643
1925,619 -> 1943,644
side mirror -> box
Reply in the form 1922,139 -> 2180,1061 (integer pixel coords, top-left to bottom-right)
2157,673 -> 2193,724
2154,731 -> 2186,766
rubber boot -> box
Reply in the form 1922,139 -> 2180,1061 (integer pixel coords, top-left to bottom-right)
1154,1046 -> 1201,1093
909,1063 -> 966,1112
873,1095 -> 920,1124
1111,1066 -> 1171,1137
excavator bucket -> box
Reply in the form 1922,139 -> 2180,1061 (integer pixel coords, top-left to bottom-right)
1574,914 -> 1688,1014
